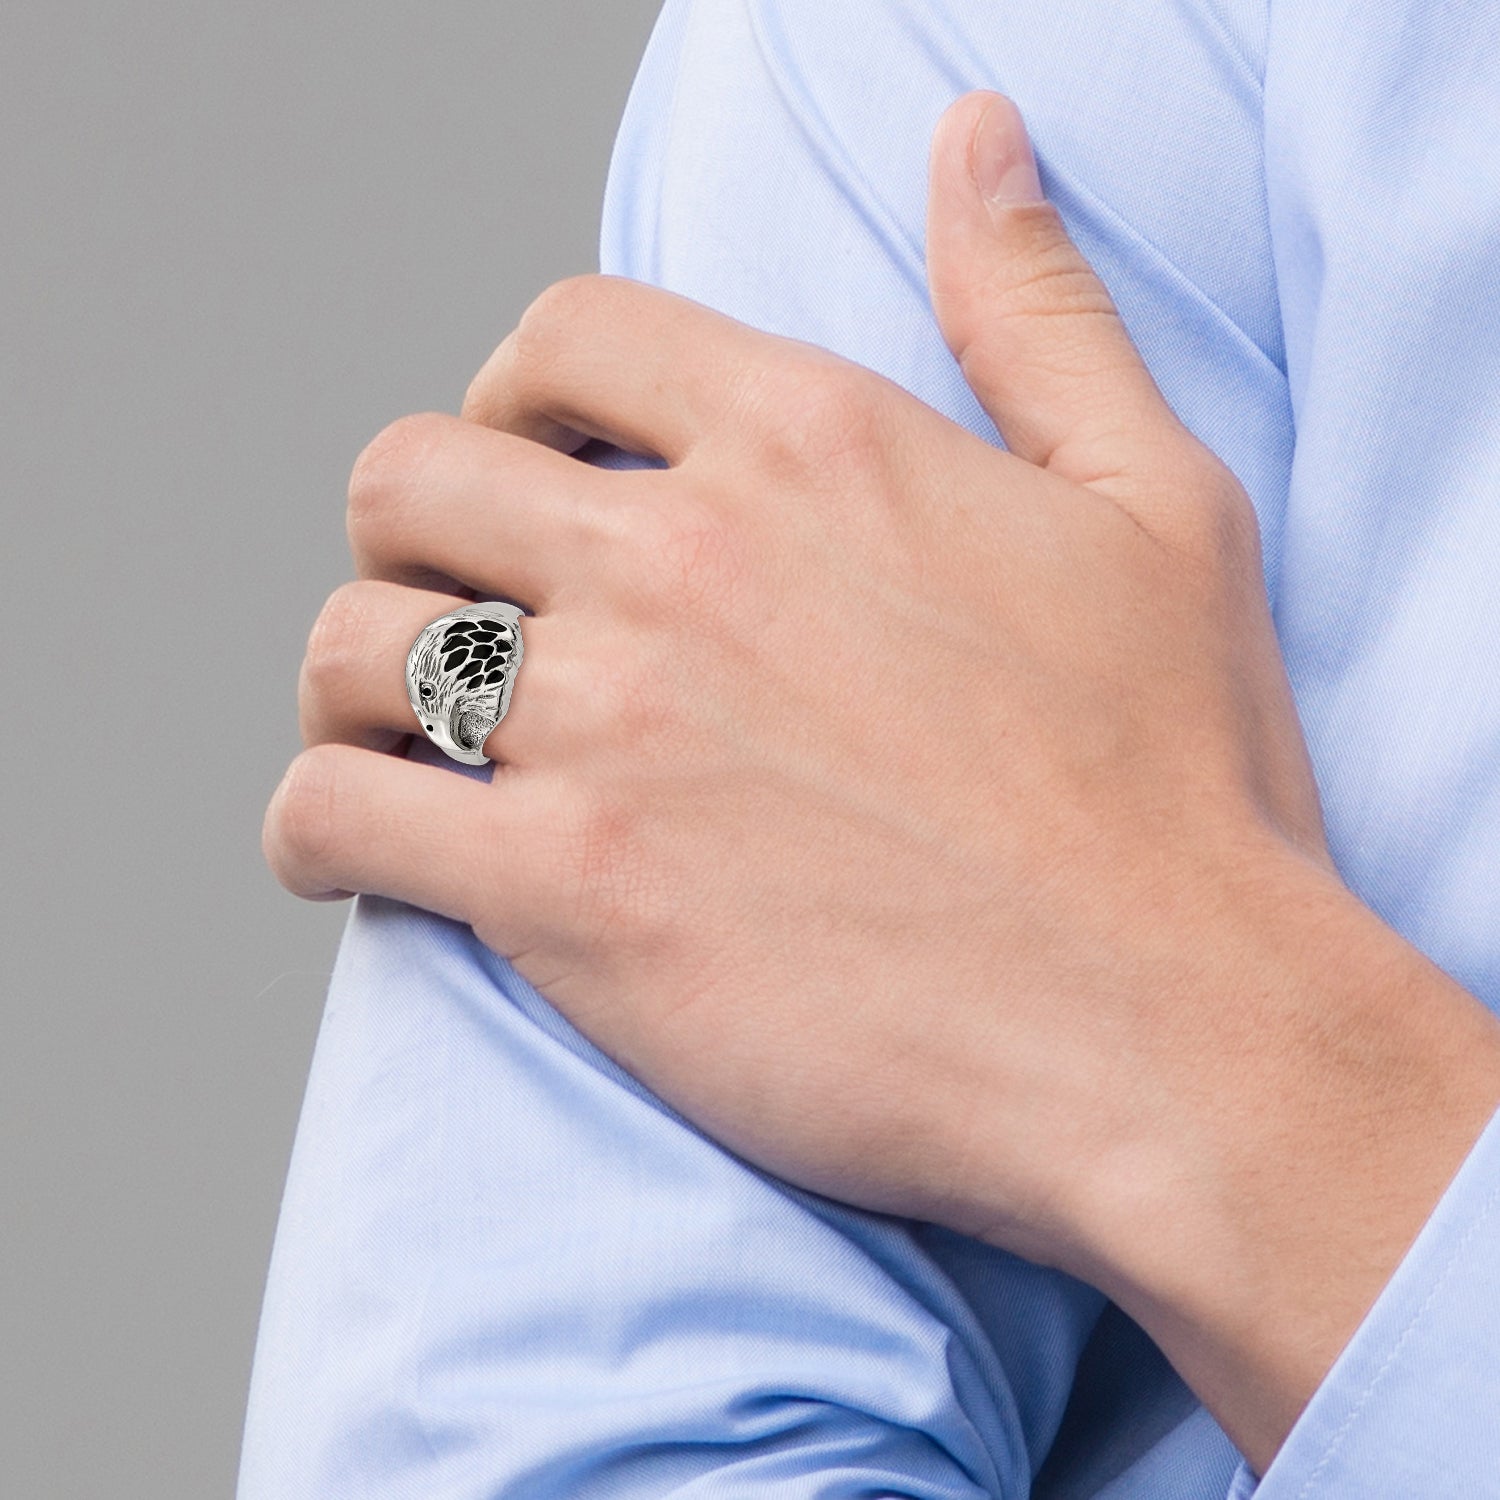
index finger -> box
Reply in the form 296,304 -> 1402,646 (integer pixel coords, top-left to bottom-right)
461,275 -> 773,464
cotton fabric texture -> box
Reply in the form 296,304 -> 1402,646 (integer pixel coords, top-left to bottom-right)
238,1 -> 1500,1495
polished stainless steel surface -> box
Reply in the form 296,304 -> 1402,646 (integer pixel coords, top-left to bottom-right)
405,602 -> 525,765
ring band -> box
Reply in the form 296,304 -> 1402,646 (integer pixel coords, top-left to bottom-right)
405,602 -> 525,766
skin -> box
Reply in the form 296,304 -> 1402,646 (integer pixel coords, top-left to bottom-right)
264,92 -> 1500,1474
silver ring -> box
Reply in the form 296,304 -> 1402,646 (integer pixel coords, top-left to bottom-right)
405,602 -> 525,765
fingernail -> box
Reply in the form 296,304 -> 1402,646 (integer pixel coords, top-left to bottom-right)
971,94 -> 1044,207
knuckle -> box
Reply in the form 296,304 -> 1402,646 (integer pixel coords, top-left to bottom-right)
560,788 -> 656,941
987,215 -> 1117,323
661,509 -> 748,604
346,412 -> 449,530
300,582 -> 371,701
1000,261 -> 1115,325
512,274 -> 602,373
1175,461 -> 1265,577
609,497 -> 751,615
589,499 -> 670,577
461,334 -> 512,423
546,636 -> 671,754
1213,476 -> 1263,559
749,359 -> 883,470
609,653 -> 675,748
569,649 -> 636,733
264,746 -> 343,884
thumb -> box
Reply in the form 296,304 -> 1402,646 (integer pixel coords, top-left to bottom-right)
926,91 -> 1201,516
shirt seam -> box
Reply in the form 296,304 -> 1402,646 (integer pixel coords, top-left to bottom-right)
1293,1170 -> 1500,1498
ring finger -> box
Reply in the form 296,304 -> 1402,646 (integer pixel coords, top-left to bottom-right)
298,579 -> 591,767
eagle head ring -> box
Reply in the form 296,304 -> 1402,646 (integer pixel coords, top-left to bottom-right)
405,602 -> 525,766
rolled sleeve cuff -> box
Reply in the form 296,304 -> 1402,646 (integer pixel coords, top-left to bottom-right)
1227,1101 -> 1500,1498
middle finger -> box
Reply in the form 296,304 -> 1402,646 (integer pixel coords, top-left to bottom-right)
347,410 -> 633,612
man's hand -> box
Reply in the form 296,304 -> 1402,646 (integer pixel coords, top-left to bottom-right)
264,92 -> 1500,1471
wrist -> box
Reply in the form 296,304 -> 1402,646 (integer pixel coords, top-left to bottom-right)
1011,839 -> 1500,1472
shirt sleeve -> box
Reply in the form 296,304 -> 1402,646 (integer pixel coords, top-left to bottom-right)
237,891 -> 1079,1499
1224,1104 -> 1500,1500
238,0 -> 1395,1496
1220,0 -> 1500,1490
240,6 -> 1152,1490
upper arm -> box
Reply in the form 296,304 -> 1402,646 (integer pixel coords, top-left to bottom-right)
238,897 -> 1055,1498
241,4 -> 1297,1496
601,0 -> 1291,590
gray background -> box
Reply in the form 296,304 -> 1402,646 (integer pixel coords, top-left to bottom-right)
1,3 -> 663,1493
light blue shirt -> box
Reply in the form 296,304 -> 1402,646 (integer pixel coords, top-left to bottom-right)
237,1 -> 1500,1494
